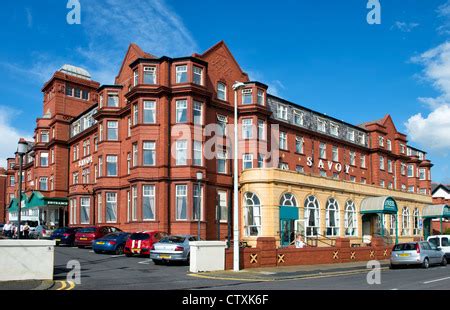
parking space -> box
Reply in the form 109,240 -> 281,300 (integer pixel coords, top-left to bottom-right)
53,245 -> 242,290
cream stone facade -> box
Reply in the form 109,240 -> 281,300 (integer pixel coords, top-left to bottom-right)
240,168 -> 432,248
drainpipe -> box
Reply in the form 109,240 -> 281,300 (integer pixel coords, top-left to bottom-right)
166,63 -> 172,235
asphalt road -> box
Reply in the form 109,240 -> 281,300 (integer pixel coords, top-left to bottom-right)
53,246 -> 450,290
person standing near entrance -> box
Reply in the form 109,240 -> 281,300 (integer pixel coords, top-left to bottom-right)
23,222 -> 30,239
3,221 -> 12,238
295,234 -> 306,248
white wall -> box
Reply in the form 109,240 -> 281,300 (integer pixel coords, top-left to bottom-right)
0,240 -> 55,281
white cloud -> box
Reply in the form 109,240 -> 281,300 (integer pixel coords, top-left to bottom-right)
392,21 -> 419,32
78,0 -> 198,84
407,41 -> 450,150
2,0 -> 198,86
0,106 -> 33,168
405,104 -> 450,150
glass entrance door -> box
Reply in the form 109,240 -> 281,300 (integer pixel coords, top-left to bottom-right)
280,219 -> 295,247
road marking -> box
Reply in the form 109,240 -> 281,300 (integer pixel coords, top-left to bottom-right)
423,276 -> 450,284
89,250 -> 94,253
55,280 -> 76,290
110,254 -> 125,258
138,259 -> 152,264
56,280 -> 67,290
390,288 -> 398,290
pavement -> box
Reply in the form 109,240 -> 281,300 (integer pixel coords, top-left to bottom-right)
0,280 -> 54,290
189,261 -> 390,282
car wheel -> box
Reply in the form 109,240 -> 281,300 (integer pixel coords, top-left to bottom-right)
422,258 -> 430,269
441,257 -> 448,266
153,259 -> 163,265
78,246 -> 85,249
125,253 -> 132,257
389,264 -> 397,270
186,254 -> 190,266
94,249 -> 101,254
115,245 -> 124,255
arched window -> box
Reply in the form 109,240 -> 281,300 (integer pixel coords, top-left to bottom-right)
390,214 -> 397,236
413,208 -> 421,235
304,195 -> 320,236
402,207 -> 410,236
344,200 -> 357,236
280,193 -> 297,207
326,198 -> 340,236
243,192 -> 261,237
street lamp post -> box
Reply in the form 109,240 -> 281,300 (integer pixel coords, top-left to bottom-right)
232,81 -> 245,272
16,139 -> 28,239
196,171 -> 203,240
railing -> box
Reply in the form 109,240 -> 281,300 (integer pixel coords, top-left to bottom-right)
289,232 -> 336,247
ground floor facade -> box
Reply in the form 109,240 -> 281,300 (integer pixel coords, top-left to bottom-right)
239,169 -> 435,248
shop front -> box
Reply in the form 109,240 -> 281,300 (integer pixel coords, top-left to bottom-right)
360,196 -> 398,244
422,204 -> 450,239
27,191 -> 69,228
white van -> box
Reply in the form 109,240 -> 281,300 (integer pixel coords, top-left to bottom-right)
427,235 -> 450,261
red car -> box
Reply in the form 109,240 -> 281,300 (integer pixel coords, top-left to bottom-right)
124,231 -> 168,257
75,226 -> 122,248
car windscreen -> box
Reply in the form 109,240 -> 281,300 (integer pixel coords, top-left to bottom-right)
428,238 -> 440,247
78,227 -> 96,233
159,236 -> 186,244
393,243 -> 416,251
130,233 -> 150,240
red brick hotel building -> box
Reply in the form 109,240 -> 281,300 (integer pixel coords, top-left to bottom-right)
4,42 -> 441,246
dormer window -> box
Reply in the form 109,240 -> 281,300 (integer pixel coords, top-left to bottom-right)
193,66 -> 203,85
107,93 -> 119,107
176,65 -> 188,83
217,82 -> 226,101
387,139 -> 392,151
143,66 -> 156,84
257,89 -> 264,105
99,94 -> 103,108
358,132 -> 366,145
330,123 -> 339,136
317,118 -> 326,133
347,130 -> 355,142
242,89 -> 252,104
293,110 -> 303,126
277,104 -> 288,120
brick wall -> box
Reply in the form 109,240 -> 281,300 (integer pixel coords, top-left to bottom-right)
225,237 -> 392,270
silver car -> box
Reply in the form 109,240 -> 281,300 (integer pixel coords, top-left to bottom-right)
390,241 -> 447,269
150,235 -> 198,265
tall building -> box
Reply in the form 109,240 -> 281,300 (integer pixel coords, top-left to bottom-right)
4,41 -> 438,246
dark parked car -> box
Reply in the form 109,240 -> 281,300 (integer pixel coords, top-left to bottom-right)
75,226 -> 122,248
92,232 -> 130,255
50,227 -> 81,246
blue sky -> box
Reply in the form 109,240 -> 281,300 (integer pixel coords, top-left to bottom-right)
0,0 -> 449,183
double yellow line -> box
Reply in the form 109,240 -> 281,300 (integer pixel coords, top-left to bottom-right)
55,280 -> 76,290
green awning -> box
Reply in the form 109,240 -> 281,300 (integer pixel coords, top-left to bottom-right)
7,193 -> 29,212
28,191 -> 68,208
422,204 -> 450,219
7,191 -> 68,212
360,196 -> 398,214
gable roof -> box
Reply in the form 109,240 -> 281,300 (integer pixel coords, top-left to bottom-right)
115,43 -> 156,83
432,184 -> 450,195
198,40 -> 249,81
